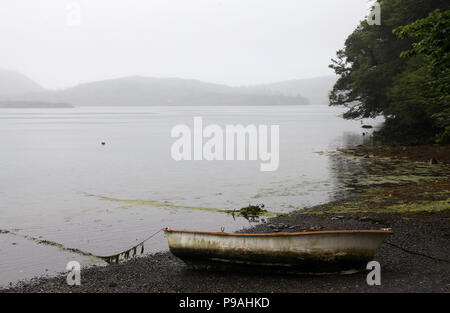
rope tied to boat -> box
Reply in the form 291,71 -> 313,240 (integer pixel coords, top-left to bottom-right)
96,228 -> 164,264
0,228 -> 165,265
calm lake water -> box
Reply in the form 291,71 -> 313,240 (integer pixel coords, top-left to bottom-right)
0,105 -> 375,286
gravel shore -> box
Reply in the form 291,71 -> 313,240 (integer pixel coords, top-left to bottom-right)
2,210 -> 449,293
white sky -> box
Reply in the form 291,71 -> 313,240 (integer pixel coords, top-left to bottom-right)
0,0 -> 370,89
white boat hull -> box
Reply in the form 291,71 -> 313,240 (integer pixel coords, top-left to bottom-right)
164,229 -> 392,274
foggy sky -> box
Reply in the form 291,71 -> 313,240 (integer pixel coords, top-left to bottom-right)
0,0 -> 370,89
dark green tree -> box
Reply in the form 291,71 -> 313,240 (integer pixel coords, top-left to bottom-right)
329,0 -> 449,144
392,9 -> 450,143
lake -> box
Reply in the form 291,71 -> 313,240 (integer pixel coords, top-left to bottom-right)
0,105 -> 375,286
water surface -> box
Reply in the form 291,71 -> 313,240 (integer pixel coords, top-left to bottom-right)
0,105 -> 374,286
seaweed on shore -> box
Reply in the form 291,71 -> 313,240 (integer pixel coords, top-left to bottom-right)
228,204 -> 270,222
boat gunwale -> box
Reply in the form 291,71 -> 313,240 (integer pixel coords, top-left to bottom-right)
163,228 -> 393,237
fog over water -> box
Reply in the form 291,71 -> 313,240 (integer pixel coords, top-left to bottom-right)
0,0 -> 370,88
0,0 -> 380,287
0,105 -> 379,286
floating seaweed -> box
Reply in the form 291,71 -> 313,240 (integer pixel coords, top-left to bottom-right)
85,193 -> 279,218
229,204 -> 270,222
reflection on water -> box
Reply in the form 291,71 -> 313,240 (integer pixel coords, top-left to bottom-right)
341,131 -> 373,147
0,105 -> 379,286
327,151 -> 367,200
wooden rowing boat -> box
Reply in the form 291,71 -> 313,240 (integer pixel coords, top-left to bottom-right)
163,228 -> 393,274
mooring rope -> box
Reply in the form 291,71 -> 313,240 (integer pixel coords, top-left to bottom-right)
95,228 -> 164,264
0,228 -> 165,264
385,240 -> 450,263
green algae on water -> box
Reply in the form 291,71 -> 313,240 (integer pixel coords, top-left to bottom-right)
85,193 -> 279,218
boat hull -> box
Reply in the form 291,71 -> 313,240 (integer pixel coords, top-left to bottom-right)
164,229 -> 392,274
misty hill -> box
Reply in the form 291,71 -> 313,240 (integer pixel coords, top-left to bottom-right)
0,70 -> 337,106
12,76 -> 309,106
0,68 -> 44,96
241,76 -> 337,105
0,101 -> 73,108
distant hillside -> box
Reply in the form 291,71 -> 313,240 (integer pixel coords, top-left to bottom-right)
0,101 -> 73,108
14,76 -> 310,106
241,76 -> 338,105
0,68 -> 44,96
0,70 -> 336,106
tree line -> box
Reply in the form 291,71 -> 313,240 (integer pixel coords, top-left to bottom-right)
329,0 -> 449,144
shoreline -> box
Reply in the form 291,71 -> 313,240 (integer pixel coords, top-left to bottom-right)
2,210 -> 448,293
2,144 -> 449,293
